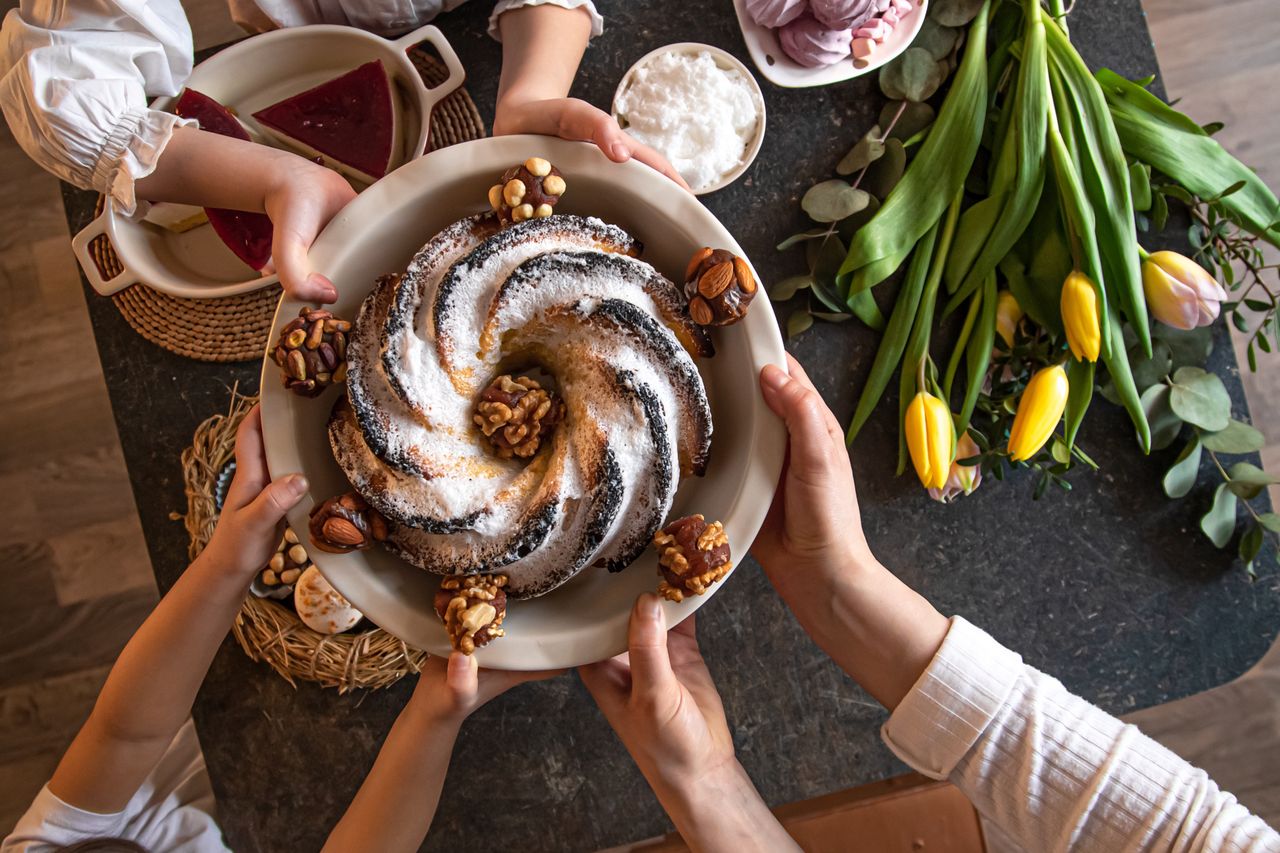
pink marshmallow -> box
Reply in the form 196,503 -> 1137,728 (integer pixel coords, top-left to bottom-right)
882,8 -> 900,25
852,37 -> 877,59
891,0 -> 912,13
855,20 -> 890,41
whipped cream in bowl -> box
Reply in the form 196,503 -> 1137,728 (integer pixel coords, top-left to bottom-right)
612,43 -> 766,195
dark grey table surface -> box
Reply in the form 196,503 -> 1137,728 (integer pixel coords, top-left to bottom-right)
61,1 -> 1279,850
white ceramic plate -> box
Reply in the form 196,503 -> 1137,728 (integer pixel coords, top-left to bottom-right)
731,0 -> 928,88
259,135 -> 788,670
611,42 -> 766,195
71,24 -> 463,300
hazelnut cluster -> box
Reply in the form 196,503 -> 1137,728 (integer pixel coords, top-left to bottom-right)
308,492 -> 388,554
488,157 -> 566,226
683,248 -> 758,327
434,574 -> 509,654
271,306 -> 351,397
652,514 -> 732,603
474,374 -> 565,459
259,527 -> 312,589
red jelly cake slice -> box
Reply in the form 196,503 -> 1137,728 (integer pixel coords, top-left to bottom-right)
251,60 -> 399,184
173,88 -> 274,271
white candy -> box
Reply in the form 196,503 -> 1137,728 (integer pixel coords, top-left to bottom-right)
294,566 -> 363,634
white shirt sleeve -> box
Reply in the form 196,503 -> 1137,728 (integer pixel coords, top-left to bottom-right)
488,0 -> 604,40
0,0 -> 195,216
882,617 -> 1280,852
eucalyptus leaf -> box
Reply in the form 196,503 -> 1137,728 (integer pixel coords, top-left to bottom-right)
1129,340 -> 1173,391
768,274 -> 813,301
930,0 -> 986,27
1200,483 -> 1238,548
802,180 -> 870,223
1140,383 -> 1183,451
809,234 -> 853,313
812,311 -> 853,322
863,139 -> 907,198
837,126 -> 885,175
1258,512 -> 1280,533
1200,419 -> 1265,454
787,309 -> 814,339
880,48 -> 947,103
837,195 -> 881,242
1168,366 -> 1231,431
880,101 -> 937,140
1129,160 -> 1152,211
1162,435 -> 1202,499
913,17 -> 961,59
1226,462 -> 1278,500
777,229 -> 831,251
1157,325 -> 1215,368
1240,524 -> 1264,576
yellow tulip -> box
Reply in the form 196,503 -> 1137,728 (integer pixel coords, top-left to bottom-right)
1141,250 -> 1226,330
905,392 -> 955,490
1060,271 -> 1101,362
1008,364 -> 1069,462
995,290 -> 1023,348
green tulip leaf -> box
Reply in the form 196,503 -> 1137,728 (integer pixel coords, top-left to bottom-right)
768,274 -> 813,301
913,17 -> 961,59
1140,383 -> 1183,451
1258,512 -> 1280,533
1168,366 -> 1231,431
1129,161 -> 1152,212
880,48 -> 947,103
787,308 -> 814,339
802,180 -> 870,223
863,139 -> 908,198
837,126 -> 885,175
1200,483 -> 1238,548
1226,462 -> 1279,500
1162,435 -> 1202,499
930,0 -> 986,27
1156,325 -> 1215,368
880,101 -> 937,141
1129,340 -> 1173,391
776,229 -> 831,251
1200,419 -> 1265,454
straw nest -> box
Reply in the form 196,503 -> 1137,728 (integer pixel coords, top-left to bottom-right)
174,389 -> 427,692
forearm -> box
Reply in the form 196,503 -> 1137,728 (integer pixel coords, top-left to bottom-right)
50,553 -> 253,811
495,4 -> 591,115
654,760 -> 800,853
134,125 -> 299,211
322,687 -> 462,852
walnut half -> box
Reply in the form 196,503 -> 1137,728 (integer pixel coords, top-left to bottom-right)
653,514 -> 732,603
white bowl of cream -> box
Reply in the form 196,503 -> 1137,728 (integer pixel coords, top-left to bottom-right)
612,43 -> 766,195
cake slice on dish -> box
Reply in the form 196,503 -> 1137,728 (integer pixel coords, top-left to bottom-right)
173,88 -> 274,271
252,60 -> 401,185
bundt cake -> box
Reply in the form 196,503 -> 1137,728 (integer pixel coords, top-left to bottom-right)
330,213 -> 714,598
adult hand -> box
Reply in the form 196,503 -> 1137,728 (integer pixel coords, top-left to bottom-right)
263,159 -> 357,303
200,406 -> 307,582
494,97 -> 691,192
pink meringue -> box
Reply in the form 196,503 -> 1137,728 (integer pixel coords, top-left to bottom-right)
778,13 -> 853,67
744,0 -> 808,28
810,0 -> 878,30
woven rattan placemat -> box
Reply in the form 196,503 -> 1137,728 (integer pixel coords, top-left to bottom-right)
88,52 -> 487,363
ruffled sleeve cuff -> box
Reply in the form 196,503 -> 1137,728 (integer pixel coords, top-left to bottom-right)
880,616 -> 1024,780
93,107 -> 195,217
488,0 -> 604,41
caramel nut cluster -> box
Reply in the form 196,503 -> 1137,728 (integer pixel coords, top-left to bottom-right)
433,574 -> 509,655
308,492 -> 388,554
474,374 -> 565,459
653,514 -> 732,603
259,526 -> 311,588
488,157 -> 566,226
271,305 -> 353,398
683,248 -> 757,328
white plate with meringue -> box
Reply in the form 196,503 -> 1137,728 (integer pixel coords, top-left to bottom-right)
732,0 -> 928,88
259,135 -> 787,670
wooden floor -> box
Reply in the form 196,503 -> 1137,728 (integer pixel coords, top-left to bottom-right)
0,0 -> 1277,835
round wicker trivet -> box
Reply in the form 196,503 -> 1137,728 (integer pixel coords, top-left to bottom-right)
94,53 -> 487,363
172,390 -> 428,692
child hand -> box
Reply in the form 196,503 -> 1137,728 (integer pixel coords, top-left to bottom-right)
752,355 -> 878,599
578,595 -> 736,799
409,652 -> 561,723
199,406 -> 308,581
493,97 -> 692,192
263,157 -> 357,303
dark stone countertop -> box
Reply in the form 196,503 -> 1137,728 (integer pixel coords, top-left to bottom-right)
61,1 -> 1278,850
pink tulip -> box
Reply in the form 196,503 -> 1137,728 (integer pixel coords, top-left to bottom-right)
928,431 -> 982,503
1141,250 -> 1227,330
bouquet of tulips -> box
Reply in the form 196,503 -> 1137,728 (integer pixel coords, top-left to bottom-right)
777,0 -> 1280,570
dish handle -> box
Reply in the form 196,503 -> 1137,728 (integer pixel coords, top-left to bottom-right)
71,207 -> 139,296
392,25 -> 466,160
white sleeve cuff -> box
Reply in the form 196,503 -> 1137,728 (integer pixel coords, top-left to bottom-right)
488,0 -> 604,41
880,616 -> 1024,780
93,108 -> 194,217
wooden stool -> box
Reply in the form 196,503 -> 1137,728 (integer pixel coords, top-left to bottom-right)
604,773 -> 986,852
